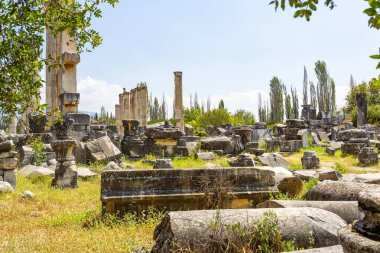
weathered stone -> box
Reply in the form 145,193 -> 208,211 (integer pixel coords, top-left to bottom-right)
196,152 -> 215,161
153,159 -> 174,169
257,200 -> 362,224
286,119 -> 308,129
326,147 -> 335,156
0,151 -> 17,159
120,162 -> 135,169
101,167 -> 277,214
358,147 -> 378,167
145,127 -> 183,140
298,129 -> 309,148
0,158 -> 18,170
227,153 -> 255,167
74,141 -> 87,164
0,140 -> 14,152
293,170 -> 317,181
200,136 -> 234,154
102,161 -> 121,171
339,226 -> 380,253
316,168 -> 342,181
280,140 -> 303,152
245,141 -> 259,150
232,126 -> 253,145
258,153 -> 290,168
306,181 -> 380,201
203,163 -> 220,169
77,168 -> 97,180
317,130 -> 330,142
286,245 -> 343,253
342,142 -> 368,155
22,190 -> 34,198
330,141 -> 343,150
51,140 -> 77,162
311,132 -> 320,145
85,136 -> 122,163
260,166 -> 293,176
0,181 -> 15,193
357,93 -> 368,128
341,174 -> 357,182
353,173 -> 380,184
47,159 -> 57,166
301,151 -> 320,170
51,116 -> 74,140
4,169 -> 16,187
275,175 -> 303,197
151,208 -> 347,252
338,129 -> 369,141
51,160 -> 78,188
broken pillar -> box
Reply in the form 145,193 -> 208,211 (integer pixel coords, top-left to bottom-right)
356,93 -> 367,128
174,71 -> 184,133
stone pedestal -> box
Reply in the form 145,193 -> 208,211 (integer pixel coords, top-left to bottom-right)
121,120 -> 145,158
51,140 -> 78,188
301,151 -> 320,170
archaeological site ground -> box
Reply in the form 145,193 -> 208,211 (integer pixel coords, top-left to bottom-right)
1,1 -> 380,253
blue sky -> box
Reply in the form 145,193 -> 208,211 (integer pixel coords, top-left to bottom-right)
70,0 -> 380,115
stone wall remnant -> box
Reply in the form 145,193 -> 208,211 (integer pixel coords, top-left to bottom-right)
115,85 -> 148,135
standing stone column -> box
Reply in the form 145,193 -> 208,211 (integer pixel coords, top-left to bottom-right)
356,93 -> 367,128
7,116 -> 17,134
46,19 -> 80,115
174,71 -> 184,132
51,117 -> 78,188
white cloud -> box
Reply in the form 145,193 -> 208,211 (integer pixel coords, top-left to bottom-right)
77,76 -> 122,114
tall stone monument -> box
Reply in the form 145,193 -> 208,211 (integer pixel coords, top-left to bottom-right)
356,93 -> 367,128
173,71 -> 184,133
46,29 -> 80,114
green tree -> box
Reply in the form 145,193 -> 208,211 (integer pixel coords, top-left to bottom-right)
230,109 -> 255,125
0,0 -> 118,121
198,109 -> 231,128
291,86 -> 299,118
269,77 -> 285,123
344,76 -> 380,125
285,92 -> 293,120
218,99 -> 225,110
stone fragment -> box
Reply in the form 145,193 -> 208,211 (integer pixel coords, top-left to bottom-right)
196,152 -> 215,161
275,175 -> 303,197
339,226 -> 380,253
0,181 -> 15,193
102,161 -> 122,171
85,136 -> 122,163
338,129 -> 369,141
22,190 -> 34,198
203,163 -> 220,169
301,151 -> 320,170
52,160 -> 78,188
257,200 -> 362,224
227,153 -> 255,167
279,140 -> 303,152
74,141 -> 87,164
200,136 -> 234,154
311,132 -> 320,145
325,147 -> 335,156
306,181 -> 380,201
286,245 -> 343,253
151,208 -> 347,252
358,147 -> 378,167
0,158 -> 18,170
258,153 -> 290,168
316,168 -> 342,181
260,166 -> 293,176
293,170 -> 317,181
317,130 -> 330,142
353,173 -> 380,184
4,170 -> 16,187
77,168 -> 97,180
0,151 -> 17,159
120,162 -> 135,169
0,140 -> 14,152
47,159 -> 57,166
153,159 -> 174,169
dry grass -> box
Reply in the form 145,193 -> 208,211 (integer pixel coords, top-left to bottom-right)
0,175 -> 160,253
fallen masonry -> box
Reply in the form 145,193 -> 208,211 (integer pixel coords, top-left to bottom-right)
101,167 -> 277,214
151,208 -> 347,253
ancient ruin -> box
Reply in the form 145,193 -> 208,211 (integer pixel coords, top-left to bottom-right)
173,71 -> 184,132
115,84 -> 148,135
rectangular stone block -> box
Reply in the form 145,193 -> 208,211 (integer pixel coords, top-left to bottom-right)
101,167 -> 277,214
0,158 -> 18,170
0,151 -> 17,159
4,169 -> 16,187
279,140 -> 303,152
